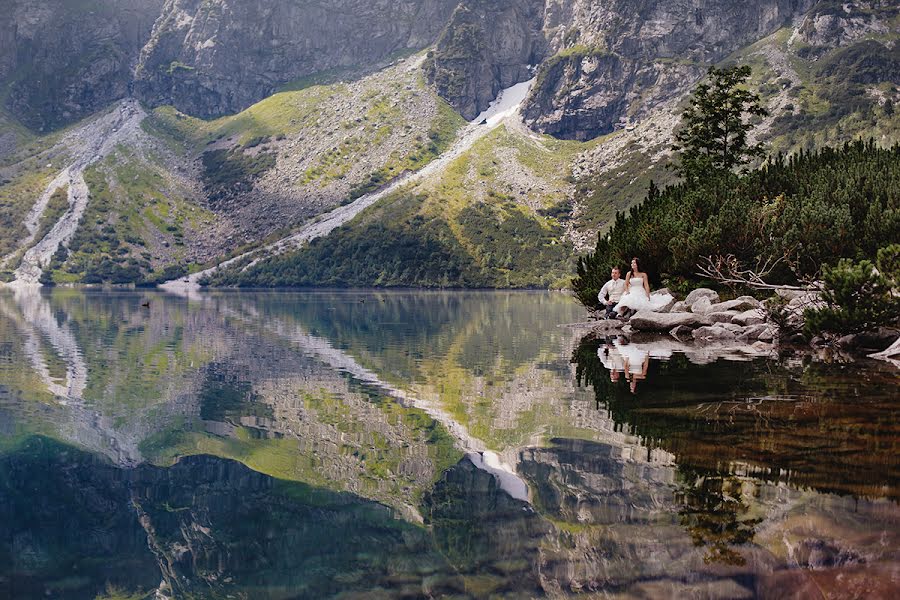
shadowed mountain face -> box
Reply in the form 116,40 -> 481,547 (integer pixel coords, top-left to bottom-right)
0,289 -> 898,598
0,437 -> 466,599
133,0 -> 460,118
0,0 -> 165,131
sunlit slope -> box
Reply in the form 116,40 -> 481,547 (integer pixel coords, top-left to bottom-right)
209,123 -> 592,288
1,56 -> 465,285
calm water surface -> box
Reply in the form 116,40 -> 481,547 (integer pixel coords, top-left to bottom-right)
0,288 -> 897,599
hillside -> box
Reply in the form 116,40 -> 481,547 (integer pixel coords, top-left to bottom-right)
0,0 -> 897,288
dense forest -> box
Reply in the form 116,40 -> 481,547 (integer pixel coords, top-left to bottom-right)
572,141 -> 900,308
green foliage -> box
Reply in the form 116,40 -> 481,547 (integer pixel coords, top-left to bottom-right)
208,188 -> 573,289
804,245 -> 900,336
573,141 -> 900,308
672,65 -> 768,180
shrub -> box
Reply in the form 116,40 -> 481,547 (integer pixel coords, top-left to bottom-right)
804,244 -> 900,336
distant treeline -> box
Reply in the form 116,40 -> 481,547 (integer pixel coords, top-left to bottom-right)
573,140 -> 900,307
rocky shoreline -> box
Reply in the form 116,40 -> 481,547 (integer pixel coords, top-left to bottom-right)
586,287 -> 900,366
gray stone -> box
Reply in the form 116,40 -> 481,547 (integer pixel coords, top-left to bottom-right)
629,310 -> 712,332
732,309 -> 766,326
692,326 -> 737,342
775,288 -> 808,301
685,288 -> 720,308
671,301 -> 689,313
707,311 -> 739,323
737,324 -> 772,341
654,295 -> 677,313
707,298 -> 760,313
690,296 -> 713,314
670,325 -> 694,339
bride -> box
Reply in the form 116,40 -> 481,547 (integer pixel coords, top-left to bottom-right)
616,257 -> 673,317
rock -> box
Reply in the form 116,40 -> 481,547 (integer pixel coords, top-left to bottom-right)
775,288 -> 808,301
690,296 -> 713,314
737,324 -> 773,341
870,337 -> 900,363
134,0 -> 460,117
837,328 -> 900,353
692,326 -> 736,342
522,0 -> 816,140
654,295 -> 677,313
707,311 -> 739,324
757,328 -> 775,342
425,0 -> 548,120
621,324 -> 634,335
787,292 -> 823,310
706,298 -> 760,313
670,325 -> 693,339
671,301 -> 689,313
685,288 -> 720,308
629,310 -> 712,332
732,309 -> 766,326
720,323 -> 744,332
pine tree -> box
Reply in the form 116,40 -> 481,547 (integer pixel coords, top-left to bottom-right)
672,65 -> 768,180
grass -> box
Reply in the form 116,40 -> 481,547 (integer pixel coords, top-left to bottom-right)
0,167 -> 59,258
46,149 -> 215,284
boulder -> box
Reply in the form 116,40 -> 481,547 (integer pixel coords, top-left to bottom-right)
775,288 -> 808,301
629,310 -> 712,332
691,296 -> 713,314
732,309 -> 766,326
787,292 -> 824,311
692,326 -> 737,342
671,301 -> 689,313
757,328 -> 775,342
737,324 -> 774,341
707,298 -> 760,313
654,295 -> 677,313
670,325 -> 694,339
685,288 -> 720,308
837,328 -> 900,353
708,311 -> 739,323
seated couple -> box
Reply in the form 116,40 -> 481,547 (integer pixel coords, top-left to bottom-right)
597,258 -> 673,319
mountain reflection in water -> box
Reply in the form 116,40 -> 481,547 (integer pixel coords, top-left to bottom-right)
0,288 -> 897,599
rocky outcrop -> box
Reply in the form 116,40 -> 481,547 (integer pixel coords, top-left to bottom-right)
1,0 -> 164,131
133,0 -> 458,118
522,0 -> 817,139
424,0 -> 548,120
629,310 -> 712,332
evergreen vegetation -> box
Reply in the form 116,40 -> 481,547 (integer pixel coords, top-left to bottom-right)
804,244 -> 900,336
573,140 -> 900,307
672,66 -> 767,180
573,64 -> 900,309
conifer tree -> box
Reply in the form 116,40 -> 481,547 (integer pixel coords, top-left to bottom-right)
672,65 -> 768,180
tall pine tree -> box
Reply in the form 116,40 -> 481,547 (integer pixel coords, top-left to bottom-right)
672,65 -> 768,180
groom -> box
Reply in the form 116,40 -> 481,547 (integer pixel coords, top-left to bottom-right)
597,266 -> 626,319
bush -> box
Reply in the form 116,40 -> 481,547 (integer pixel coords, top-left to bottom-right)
573,141 -> 900,308
804,244 -> 900,336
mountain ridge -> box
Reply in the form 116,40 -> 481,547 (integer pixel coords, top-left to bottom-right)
0,0 -> 897,288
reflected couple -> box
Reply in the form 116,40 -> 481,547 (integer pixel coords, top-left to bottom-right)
597,335 -> 649,394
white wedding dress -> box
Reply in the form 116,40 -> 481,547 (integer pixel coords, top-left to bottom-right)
616,277 -> 673,314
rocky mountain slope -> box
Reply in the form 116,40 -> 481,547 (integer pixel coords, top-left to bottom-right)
0,0 -> 897,288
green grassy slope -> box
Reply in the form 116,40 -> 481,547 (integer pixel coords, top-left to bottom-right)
209,124 -> 595,289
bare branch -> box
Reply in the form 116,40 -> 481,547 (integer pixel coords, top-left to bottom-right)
696,254 -> 820,291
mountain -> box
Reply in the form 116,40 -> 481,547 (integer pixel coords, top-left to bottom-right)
0,0 -> 897,288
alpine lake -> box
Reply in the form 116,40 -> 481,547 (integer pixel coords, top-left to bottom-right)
0,288 -> 897,599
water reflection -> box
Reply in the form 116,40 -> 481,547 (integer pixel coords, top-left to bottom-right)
0,288 -> 898,598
